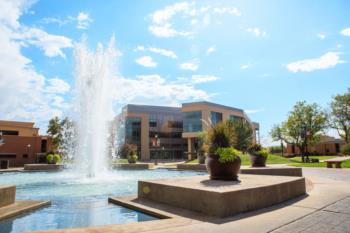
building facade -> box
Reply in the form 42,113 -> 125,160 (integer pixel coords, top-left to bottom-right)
119,102 -> 259,161
0,120 -> 52,167
286,135 -> 346,156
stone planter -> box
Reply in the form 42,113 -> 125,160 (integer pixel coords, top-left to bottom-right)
249,154 -> 267,167
205,154 -> 241,181
127,159 -> 137,164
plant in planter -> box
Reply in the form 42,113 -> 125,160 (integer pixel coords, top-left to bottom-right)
197,131 -> 207,164
248,144 -> 269,167
47,153 -> 61,164
204,121 -> 241,181
127,152 -> 138,164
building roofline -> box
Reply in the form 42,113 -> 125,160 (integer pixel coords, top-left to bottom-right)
123,104 -> 182,114
182,101 -> 244,113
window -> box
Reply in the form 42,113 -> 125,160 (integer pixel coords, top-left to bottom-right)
149,117 -> 157,127
0,130 -> 19,135
183,111 -> 202,132
41,140 -> 47,153
211,111 -> 223,125
22,154 -> 28,158
168,121 -> 183,128
0,153 -> 16,158
229,115 -> 243,122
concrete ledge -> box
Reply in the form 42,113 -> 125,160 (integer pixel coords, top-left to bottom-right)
0,200 -> 51,221
114,163 -> 156,170
177,164 -> 206,171
240,167 -> 302,177
0,185 -> 16,207
108,196 -> 170,219
138,175 -> 306,218
24,164 -> 63,171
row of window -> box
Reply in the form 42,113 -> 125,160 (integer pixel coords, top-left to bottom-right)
125,112 -> 246,136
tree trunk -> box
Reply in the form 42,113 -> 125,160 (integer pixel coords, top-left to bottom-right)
280,140 -> 284,157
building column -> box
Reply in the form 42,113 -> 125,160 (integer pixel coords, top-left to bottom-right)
187,137 -> 194,160
140,114 -> 150,161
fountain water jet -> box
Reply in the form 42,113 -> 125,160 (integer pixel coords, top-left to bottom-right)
73,37 -> 118,177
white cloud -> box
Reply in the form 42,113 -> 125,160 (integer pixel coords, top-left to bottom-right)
46,78 -> 70,94
113,74 -> 210,106
42,12 -> 92,30
135,46 -> 177,58
191,75 -> 220,84
340,27 -> 350,37
286,52 -> 344,73
206,45 -> 216,55
148,2 -> 241,38
213,7 -> 241,16
76,12 -> 92,29
135,56 -> 157,67
16,27 -> 72,58
148,24 -> 192,38
245,108 -> 265,114
246,27 -> 267,37
180,62 -> 199,71
240,64 -> 250,69
0,0 -> 68,128
317,33 -> 326,39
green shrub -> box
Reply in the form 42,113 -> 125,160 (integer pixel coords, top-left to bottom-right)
248,144 -> 269,158
254,149 -> 269,158
119,143 -> 137,158
127,154 -> 138,163
341,143 -> 350,155
47,153 -> 61,164
216,147 -> 240,163
205,121 -> 236,154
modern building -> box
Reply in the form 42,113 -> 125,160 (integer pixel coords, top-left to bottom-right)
0,120 -> 52,167
286,135 -> 346,155
118,101 -> 260,161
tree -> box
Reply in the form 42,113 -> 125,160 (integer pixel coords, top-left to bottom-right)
282,101 -> 328,162
270,124 -> 285,156
330,88 -> 350,143
60,117 -> 76,160
230,119 -> 253,152
47,117 -> 63,152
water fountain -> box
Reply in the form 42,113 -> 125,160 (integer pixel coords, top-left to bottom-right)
73,37 -> 118,177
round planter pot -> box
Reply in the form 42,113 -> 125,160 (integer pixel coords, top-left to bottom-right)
128,159 -> 136,164
205,154 -> 241,181
249,154 -> 267,167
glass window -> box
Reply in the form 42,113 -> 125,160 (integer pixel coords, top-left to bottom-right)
149,119 -> 157,127
183,111 -> 202,132
211,111 -> 223,125
229,115 -> 243,122
168,121 -> 183,128
125,117 -> 141,146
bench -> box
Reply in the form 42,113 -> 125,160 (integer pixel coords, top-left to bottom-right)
324,157 -> 350,168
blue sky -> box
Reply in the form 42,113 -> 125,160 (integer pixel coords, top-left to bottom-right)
0,0 -> 349,144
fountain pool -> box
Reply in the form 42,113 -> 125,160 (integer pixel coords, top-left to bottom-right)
0,169 -> 205,233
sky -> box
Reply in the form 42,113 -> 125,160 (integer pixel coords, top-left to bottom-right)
0,0 -> 349,144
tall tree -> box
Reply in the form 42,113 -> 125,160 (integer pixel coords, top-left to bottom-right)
330,88 -> 350,143
270,124 -> 285,156
230,119 -> 253,152
282,101 -> 328,162
47,117 -> 63,152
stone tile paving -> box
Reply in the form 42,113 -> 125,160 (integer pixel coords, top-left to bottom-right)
302,168 -> 350,182
272,194 -> 350,233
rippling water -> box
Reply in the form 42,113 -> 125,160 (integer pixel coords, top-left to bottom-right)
0,169 -> 204,233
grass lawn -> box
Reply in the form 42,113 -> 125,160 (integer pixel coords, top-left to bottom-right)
114,158 -> 128,164
185,154 -> 350,168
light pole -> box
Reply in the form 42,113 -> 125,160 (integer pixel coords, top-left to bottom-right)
27,144 -> 31,161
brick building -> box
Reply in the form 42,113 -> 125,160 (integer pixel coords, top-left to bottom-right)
0,120 -> 52,167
